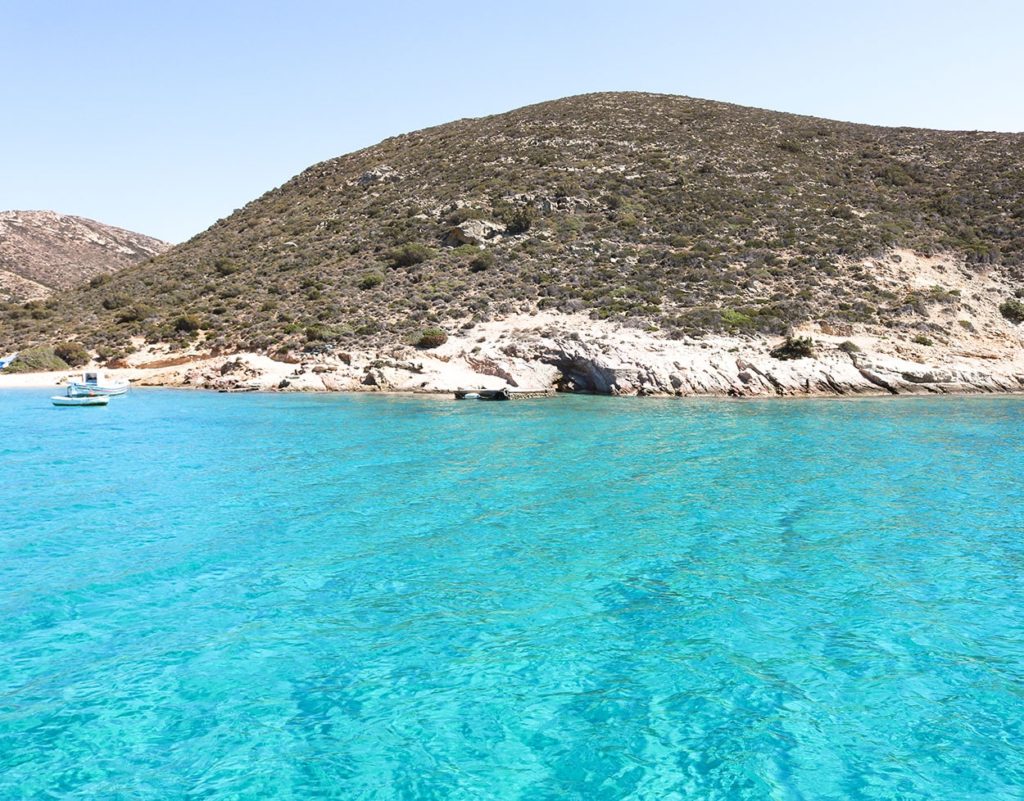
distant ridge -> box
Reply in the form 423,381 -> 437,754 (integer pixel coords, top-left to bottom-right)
0,210 -> 169,302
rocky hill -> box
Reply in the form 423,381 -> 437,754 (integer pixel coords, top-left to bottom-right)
2,92 -> 1024,396
0,211 -> 169,302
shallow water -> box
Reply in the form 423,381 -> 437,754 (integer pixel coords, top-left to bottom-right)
1,389 -> 1023,799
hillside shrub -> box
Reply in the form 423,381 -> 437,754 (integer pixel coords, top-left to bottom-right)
305,325 -> 332,342
357,272 -> 385,290
447,207 -> 486,225
416,327 -> 448,348
101,295 -> 128,310
838,340 -> 861,354
721,309 -> 754,329
2,346 -> 69,373
502,207 -> 535,235
173,314 -> 202,333
386,243 -> 435,269
54,341 -> 90,367
770,336 -> 815,360
116,304 -> 152,324
95,344 -> 127,363
999,299 -> 1024,324
468,251 -> 494,273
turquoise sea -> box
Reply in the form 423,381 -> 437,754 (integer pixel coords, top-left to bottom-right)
1,389 -> 1023,800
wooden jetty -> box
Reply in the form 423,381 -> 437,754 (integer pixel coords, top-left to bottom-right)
454,387 -> 555,401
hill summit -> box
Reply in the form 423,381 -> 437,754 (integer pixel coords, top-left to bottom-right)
0,210 -> 168,303
2,92 -> 1024,396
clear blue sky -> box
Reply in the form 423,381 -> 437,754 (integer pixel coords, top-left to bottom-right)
2,0 -> 1021,243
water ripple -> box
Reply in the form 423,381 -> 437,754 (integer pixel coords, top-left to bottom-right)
1,391 -> 1023,799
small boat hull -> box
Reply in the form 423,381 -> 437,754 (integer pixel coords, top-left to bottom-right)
52,395 -> 110,407
455,388 -> 510,400
454,388 -> 554,401
66,381 -> 129,396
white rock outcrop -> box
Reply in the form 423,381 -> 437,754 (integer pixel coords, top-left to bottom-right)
443,219 -> 505,246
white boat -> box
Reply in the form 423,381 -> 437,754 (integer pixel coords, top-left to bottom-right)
52,394 -> 110,407
0,352 -> 17,370
66,370 -> 129,396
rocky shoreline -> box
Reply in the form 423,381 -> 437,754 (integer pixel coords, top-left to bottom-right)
7,309 -> 1024,399
179,334 -> 1024,398
5,248 -> 1024,400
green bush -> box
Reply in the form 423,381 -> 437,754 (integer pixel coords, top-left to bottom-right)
2,346 -> 69,373
416,327 -> 448,348
721,309 -> 753,329
447,207 -> 486,225
305,325 -> 332,342
838,340 -> 861,354
115,304 -> 152,324
468,251 -> 494,273
357,272 -> 385,290
101,295 -> 128,310
54,341 -> 90,367
386,243 -> 435,269
912,334 -> 934,346
173,314 -> 202,333
95,345 -> 127,363
770,335 -> 815,360
215,259 -> 240,276
999,299 -> 1024,324
502,207 -> 535,235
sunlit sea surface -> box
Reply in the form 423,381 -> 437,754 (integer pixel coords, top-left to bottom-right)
1,389 -> 1023,800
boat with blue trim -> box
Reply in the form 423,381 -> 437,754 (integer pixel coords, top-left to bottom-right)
66,370 -> 129,396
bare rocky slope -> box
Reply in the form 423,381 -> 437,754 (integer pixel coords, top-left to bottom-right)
2,92 -> 1024,396
0,210 -> 169,302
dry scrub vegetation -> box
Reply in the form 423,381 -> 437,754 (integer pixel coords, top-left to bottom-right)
2,92 -> 1022,359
